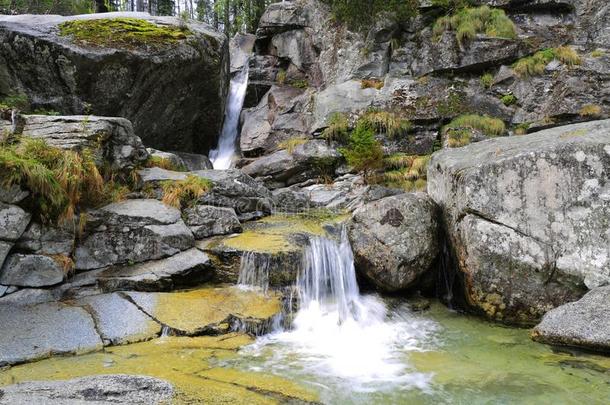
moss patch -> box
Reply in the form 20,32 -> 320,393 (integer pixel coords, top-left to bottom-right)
58,18 -> 190,50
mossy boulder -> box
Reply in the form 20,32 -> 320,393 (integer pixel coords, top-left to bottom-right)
0,13 -> 229,154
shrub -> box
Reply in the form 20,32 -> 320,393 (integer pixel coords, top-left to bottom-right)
500,94 -> 517,106
1,93 -> 30,111
443,114 -> 505,147
579,104 -> 602,118
322,112 -> 350,143
161,175 -> 211,208
480,73 -> 494,89
339,122 -> 384,179
361,79 -> 384,90
358,110 -> 411,138
433,6 -> 517,46
278,137 -> 308,153
513,47 -> 581,78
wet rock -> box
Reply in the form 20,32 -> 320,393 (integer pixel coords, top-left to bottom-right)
428,120 -> 610,324
16,222 -> 74,255
74,199 -> 194,270
0,254 -> 66,287
123,287 -> 282,336
183,205 -> 242,239
173,151 -> 213,170
0,302 -> 102,366
19,115 -> 148,169
0,13 -> 229,154
532,286 -> 610,353
230,33 -> 256,74
146,148 -> 187,170
0,202 -> 31,241
98,248 -> 213,292
348,193 -> 440,292
0,375 -> 174,405
77,293 -> 162,346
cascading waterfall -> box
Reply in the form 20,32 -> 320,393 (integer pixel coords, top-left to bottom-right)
240,227 -> 437,393
210,62 -> 249,170
238,251 -> 270,294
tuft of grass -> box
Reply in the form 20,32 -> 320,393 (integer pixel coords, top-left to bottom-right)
358,110 -> 411,138
361,79 -> 384,90
289,79 -> 309,89
433,6 -> 517,47
591,49 -> 604,58
277,69 -> 287,85
382,154 -> 430,192
278,137 -> 308,154
443,114 -> 505,147
58,18 -> 190,50
514,122 -> 530,135
145,155 -> 186,172
579,104 -> 602,118
513,47 -> 581,78
161,175 -> 211,208
500,94 -> 517,106
322,112 -> 350,143
480,73 -> 494,89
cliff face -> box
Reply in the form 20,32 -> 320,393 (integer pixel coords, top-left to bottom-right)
0,12 -> 229,154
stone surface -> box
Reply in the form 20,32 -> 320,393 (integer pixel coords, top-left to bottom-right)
532,286 -> 610,353
77,293 -> 162,346
124,287 -> 282,336
173,151 -> 213,170
0,12 -> 229,154
19,115 -> 148,169
0,287 -> 56,306
74,199 -> 194,270
230,32 -> 256,73
0,375 -> 174,405
183,205 -> 242,239
349,193 -> 440,292
0,253 -> 65,287
428,120 -> 610,324
0,202 -> 30,241
98,248 -> 213,292
16,222 -> 74,255
0,241 -> 11,270
0,302 -> 102,366
0,184 -> 28,204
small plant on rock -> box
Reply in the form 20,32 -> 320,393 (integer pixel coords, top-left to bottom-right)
161,175 -> 212,208
322,112 -> 350,143
443,114 -> 505,147
361,79 -> 384,90
358,110 -> 411,138
591,49 -> 604,58
339,122 -> 384,180
480,73 -> 494,89
500,94 -> 517,106
513,47 -> 581,78
383,154 -> 430,192
514,122 -> 530,135
579,104 -> 602,118
278,137 -> 308,154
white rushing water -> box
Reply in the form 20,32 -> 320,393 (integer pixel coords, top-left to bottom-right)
239,228 -> 439,394
210,63 -> 249,170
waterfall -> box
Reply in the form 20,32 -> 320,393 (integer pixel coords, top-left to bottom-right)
210,62 -> 249,170
238,251 -> 270,294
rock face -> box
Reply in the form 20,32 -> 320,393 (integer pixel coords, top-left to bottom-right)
348,193 -> 439,292
74,199 -> 194,270
428,120 -> 610,324
0,254 -> 65,287
183,205 -> 242,239
532,286 -> 610,353
0,375 -> 174,405
0,12 -> 229,154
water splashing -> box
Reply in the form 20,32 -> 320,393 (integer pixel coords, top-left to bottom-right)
238,251 -> 270,294
210,62 -> 249,170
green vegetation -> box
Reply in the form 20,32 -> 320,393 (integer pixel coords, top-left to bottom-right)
144,156 -> 187,172
579,104 -> 602,118
443,114 -> 505,147
361,79 -> 384,90
591,49 -> 604,58
276,69 -> 287,85
0,137 -> 128,224
513,47 -> 581,77
433,6 -> 517,46
289,79 -> 309,89
58,18 -> 190,49
1,0 -> 92,15
480,73 -> 494,89
358,110 -> 411,138
339,122 -> 384,179
322,0 -> 418,30
161,175 -> 211,208
322,112 -> 350,143
383,154 -> 430,192
278,137 -> 308,154
500,94 -> 517,106
436,90 -> 467,117
0,93 -> 29,111
514,122 -> 530,135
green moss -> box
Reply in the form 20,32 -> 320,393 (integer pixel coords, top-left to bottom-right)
480,73 -> 494,89
500,94 -> 517,106
443,114 -> 505,147
433,6 -> 517,46
58,18 -> 191,49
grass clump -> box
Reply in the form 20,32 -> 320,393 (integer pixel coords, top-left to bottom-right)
339,122 -> 384,180
433,6 -> 517,47
58,18 -> 190,50
443,114 -> 505,147
514,122 -> 530,135
289,79 -> 309,89
0,137 -> 127,224
361,79 -> 384,90
358,110 -> 411,138
579,104 -> 602,118
278,137 -> 308,154
145,155 -> 186,172
276,69 -> 287,85
591,49 -> 604,58
500,94 -> 517,106
480,73 -> 494,89
513,47 -> 581,77
383,154 -> 430,192
322,112 -> 350,143
161,175 -> 211,208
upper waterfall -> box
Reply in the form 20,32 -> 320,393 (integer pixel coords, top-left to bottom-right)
210,62 -> 249,170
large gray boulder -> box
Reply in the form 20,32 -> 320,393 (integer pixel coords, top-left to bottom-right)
183,205 -> 242,239
0,375 -> 174,405
532,286 -> 610,353
428,120 -> 610,324
0,12 -> 229,154
348,193 -> 440,292
0,202 -> 30,241
74,199 -> 194,270
0,254 -> 65,287
16,221 -> 74,255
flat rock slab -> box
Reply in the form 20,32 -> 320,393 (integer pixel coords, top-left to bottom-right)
0,374 -> 174,404
98,248 -> 213,292
77,293 -> 161,346
123,287 -> 282,336
532,286 -> 610,353
0,302 -> 102,366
